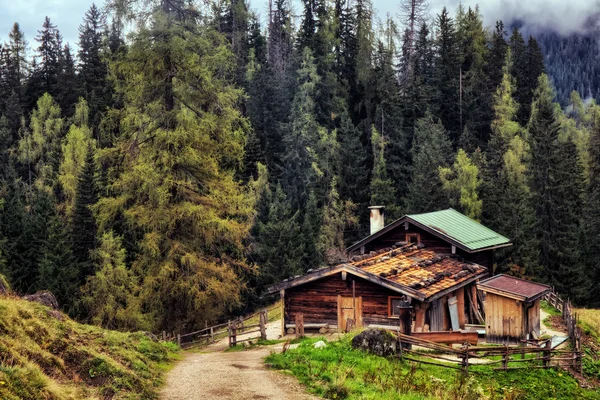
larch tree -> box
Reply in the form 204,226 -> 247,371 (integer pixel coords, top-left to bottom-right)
97,0 -> 256,332
439,149 -> 482,221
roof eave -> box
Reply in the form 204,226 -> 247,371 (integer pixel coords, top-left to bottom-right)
476,274 -> 552,302
426,270 -> 489,302
265,264 -> 427,301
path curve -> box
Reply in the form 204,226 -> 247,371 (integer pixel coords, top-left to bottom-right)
160,321 -> 318,400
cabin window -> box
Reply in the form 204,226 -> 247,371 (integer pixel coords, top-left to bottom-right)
388,297 -> 404,317
406,233 -> 420,245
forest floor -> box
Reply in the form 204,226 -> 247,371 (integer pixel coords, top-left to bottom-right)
159,320 -> 319,400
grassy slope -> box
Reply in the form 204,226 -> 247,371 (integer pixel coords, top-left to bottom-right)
266,336 -> 600,400
0,295 -> 179,400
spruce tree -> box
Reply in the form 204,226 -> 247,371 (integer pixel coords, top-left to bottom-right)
405,112 -> 452,213
433,7 -> 460,141
528,74 -> 587,301
38,214 -> 78,310
71,143 -> 98,282
584,112 -> 600,306
26,17 -> 61,109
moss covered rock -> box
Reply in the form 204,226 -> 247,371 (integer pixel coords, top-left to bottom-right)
351,329 -> 398,357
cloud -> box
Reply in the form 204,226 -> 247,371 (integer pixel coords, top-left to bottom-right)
373,0 -> 600,35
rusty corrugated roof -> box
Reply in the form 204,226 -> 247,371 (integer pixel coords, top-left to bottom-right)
477,274 -> 550,300
351,245 -> 487,299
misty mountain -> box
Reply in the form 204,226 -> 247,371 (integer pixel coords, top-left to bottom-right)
511,20 -> 600,107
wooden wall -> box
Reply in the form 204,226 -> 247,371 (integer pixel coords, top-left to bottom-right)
285,272 -> 477,332
356,223 -> 493,268
483,292 -> 538,344
284,273 -> 402,327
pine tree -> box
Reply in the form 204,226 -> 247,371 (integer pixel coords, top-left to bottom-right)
56,44 -> 78,116
509,27 -> 529,126
405,112 -> 452,213
487,21 -> 507,91
528,74 -> 587,301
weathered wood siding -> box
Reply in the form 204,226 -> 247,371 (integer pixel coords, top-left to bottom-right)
284,272 -> 402,327
484,292 -> 525,344
356,223 -> 494,267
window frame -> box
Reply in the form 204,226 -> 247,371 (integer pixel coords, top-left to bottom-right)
388,296 -> 404,318
406,233 -> 421,245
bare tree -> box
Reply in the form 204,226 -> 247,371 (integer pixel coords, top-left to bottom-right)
397,0 -> 429,87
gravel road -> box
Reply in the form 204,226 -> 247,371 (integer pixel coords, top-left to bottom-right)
160,321 -> 318,400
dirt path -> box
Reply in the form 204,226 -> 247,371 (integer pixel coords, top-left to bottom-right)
160,321 -> 318,400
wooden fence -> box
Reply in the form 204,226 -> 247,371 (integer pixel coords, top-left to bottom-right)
165,308 -> 269,349
544,291 -> 583,369
395,331 -> 582,375
228,309 -> 268,347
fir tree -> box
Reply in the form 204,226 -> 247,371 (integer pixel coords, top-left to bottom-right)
584,112 -> 600,306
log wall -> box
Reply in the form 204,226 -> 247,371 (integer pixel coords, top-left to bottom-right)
357,223 -> 494,268
483,292 -> 538,344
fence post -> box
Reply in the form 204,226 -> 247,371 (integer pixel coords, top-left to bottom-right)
543,340 -> 551,368
210,326 -> 214,344
502,345 -> 509,371
177,334 -> 181,347
162,331 -> 166,342
295,313 -> 304,339
228,320 -> 231,347
231,322 -> 237,346
461,343 -> 470,375
260,310 -> 267,340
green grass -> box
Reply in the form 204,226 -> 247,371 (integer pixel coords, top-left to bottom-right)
266,336 -> 600,400
0,295 -> 179,400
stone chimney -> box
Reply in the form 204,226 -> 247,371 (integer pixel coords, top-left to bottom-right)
369,206 -> 385,235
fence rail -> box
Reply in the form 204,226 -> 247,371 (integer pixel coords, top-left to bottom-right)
162,309 -> 270,349
395,331 -> 581,375
543,291 -> 583,371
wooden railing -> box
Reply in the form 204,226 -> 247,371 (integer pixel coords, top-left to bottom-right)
395,331 -> 582,375
543,291 -> 583,371
228,309 -> 268,347
165,308 -> 270,349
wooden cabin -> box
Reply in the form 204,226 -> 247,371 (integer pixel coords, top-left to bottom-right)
267,209 -> 513,337
477,275 -> 551,344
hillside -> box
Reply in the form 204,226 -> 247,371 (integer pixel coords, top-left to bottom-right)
0,292 -> 178,400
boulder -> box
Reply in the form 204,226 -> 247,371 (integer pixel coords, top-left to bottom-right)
351,329 -> 398,357
313,340 -> 327,349
287,328 -> 295,335
319,327 -> 327,334
24,291 -> 59,310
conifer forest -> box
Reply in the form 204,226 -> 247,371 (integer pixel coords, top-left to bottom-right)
1,0 -> 600,334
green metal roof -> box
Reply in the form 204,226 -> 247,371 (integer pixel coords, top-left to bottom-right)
407,209 -> 511,251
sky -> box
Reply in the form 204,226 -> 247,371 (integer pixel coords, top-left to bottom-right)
0,0 -> 598,54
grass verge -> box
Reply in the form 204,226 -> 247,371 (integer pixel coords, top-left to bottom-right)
266,336 -> 600,400
0,295 -> 179,399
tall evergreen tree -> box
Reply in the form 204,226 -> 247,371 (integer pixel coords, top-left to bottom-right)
26,17 -> 61,109
584,112 -> 600,306
528,74 -> 587,301
78,3 -> 111,129
369,126 -> 399,218
71,142 -> 98,282
405,112 -> 452,213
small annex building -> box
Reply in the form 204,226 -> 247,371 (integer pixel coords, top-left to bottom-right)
477,275 -> 551,344
267,208 -> 513,337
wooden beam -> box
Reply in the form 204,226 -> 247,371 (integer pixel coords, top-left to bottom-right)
412,330 -> 478,345
456,287 -> 466,328
280,290 -> 285,337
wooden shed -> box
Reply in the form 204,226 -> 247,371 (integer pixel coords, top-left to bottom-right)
477,275 -> 551,344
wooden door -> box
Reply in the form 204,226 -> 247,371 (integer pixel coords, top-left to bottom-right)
337,296 -> 363,332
